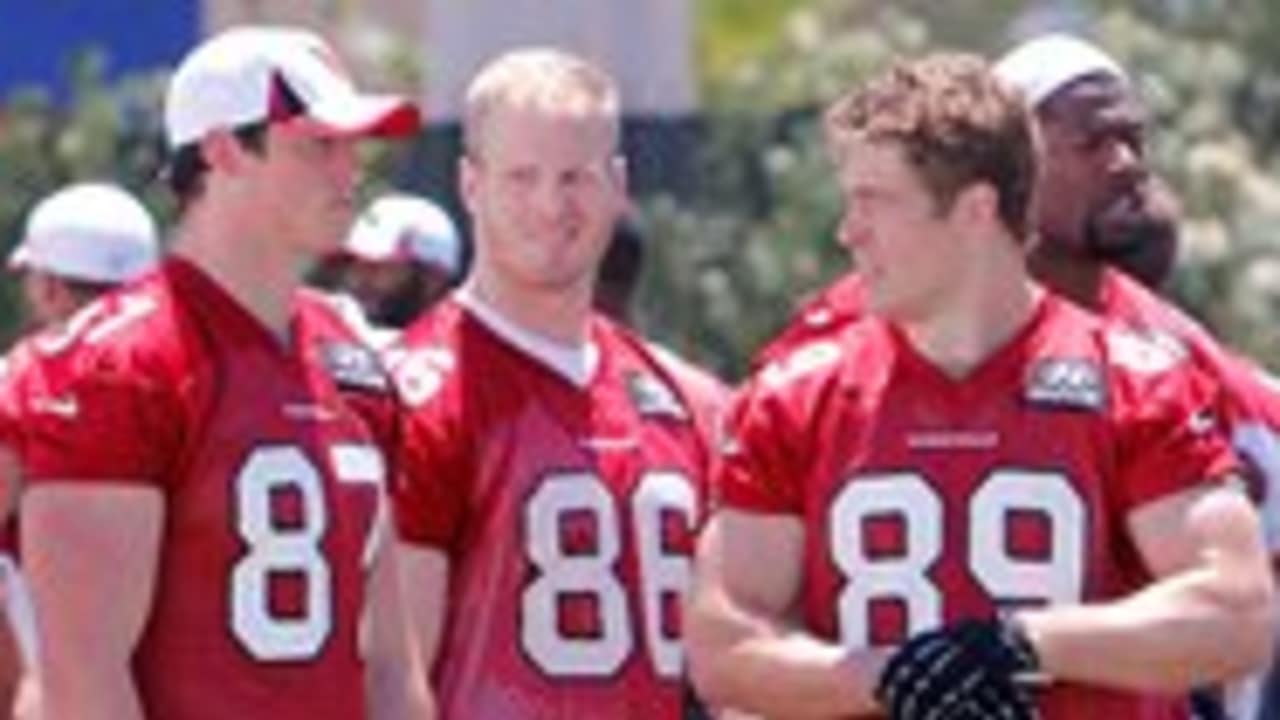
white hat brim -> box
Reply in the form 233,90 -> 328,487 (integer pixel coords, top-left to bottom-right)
6,245 -> 29,271
300,94 -> 421,139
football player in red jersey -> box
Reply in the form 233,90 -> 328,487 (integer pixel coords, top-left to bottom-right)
390,48 -> 712,719
0,182 -> 160,718
16,27 -> 428,720
995,36 -> 1280,719
686,53 -> 1273,720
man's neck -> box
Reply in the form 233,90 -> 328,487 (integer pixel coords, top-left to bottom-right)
171,210 -> 302,341
1027,239 -> 1105,311
899,254 -> 1042,380
466,266 -> 593,347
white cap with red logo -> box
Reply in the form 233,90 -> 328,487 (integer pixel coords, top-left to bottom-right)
995,33 -> 1127,108
164,25 -> 420,149
344,194 -> 462,276
9,183 -> 159,284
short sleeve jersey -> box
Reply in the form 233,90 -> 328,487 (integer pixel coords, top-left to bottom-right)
1099,268 -> 1280,548
720,295 -> 1236,720
391,297 -> 711,719
20,258 -> 392,720
1209,354 -> 1280,550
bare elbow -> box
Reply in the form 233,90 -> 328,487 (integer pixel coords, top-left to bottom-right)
684,601 -> 737,708
1233,588 -> 1277,675
1210,573 -> 1277,679
686,646 -> 730,709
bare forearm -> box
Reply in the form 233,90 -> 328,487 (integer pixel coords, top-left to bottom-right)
1020,567 -> 1274,691
366,540 -> 433,720
367,662 -> 432,720
40,665 -> 145,720
704,634 -> 884,719
23,488 -> 162,720
688,598 -> 885,718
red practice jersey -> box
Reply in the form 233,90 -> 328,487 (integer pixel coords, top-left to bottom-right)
1210,354 -> 1280,553
391,295 -> 711,719
757,268 -> 1279,540
0,336 -> 51,666
1096,268 -> 1233,374
20,258 -> 393,720
0,340 -> 35,680
647,342 -> 731,442
0,340 -> 36,540
1097,269 -> 1280,539
719,295 -> 1236,720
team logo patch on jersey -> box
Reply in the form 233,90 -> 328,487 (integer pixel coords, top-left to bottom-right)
626,371 -> 689,421
1024,358 -> 1106,411
321,341 -> 389,393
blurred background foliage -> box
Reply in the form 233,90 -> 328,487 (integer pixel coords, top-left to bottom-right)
4,1 -> 1280,379
643,0 -> 1280,378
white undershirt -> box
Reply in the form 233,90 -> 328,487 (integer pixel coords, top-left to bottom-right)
454,287 -> 600,389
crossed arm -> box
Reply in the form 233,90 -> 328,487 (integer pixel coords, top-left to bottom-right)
685,511 -> 890,718
686,483 -> 1275,718
1016,482 -> 1275,691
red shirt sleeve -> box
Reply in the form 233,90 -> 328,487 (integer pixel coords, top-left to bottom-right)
713,376 -> 810,515
388,346 -> 472,552
22,346 -> 181,487
1113,355 -> 1239,511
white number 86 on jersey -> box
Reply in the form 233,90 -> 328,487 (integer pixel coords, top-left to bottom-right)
521,470 -> 698,680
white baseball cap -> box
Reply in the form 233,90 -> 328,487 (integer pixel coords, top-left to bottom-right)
165,26 -> 420,149
995,33 -> 1127,108
343,195 -> 462,275
9,183 -> 160,284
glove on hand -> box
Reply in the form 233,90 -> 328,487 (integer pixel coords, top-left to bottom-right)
875,617 -> 1041,720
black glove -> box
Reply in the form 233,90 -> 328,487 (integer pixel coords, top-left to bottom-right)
875,618 -> 1042,720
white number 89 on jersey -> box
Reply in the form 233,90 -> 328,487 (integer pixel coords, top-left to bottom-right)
831,468 -> 1086,648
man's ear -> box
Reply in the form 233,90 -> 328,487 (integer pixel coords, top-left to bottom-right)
609,154 -> 629,216
199,128 -> 248,174
459,155 -> 480,217
610,154 -> 628,195
952,182 -> 1000,228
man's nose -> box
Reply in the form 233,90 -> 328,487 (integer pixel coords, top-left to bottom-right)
837,211 -> 871,251
1105,138 -> 1147,186
530,176 -> 575,220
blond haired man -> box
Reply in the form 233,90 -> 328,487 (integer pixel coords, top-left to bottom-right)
391,48 -> 712,719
